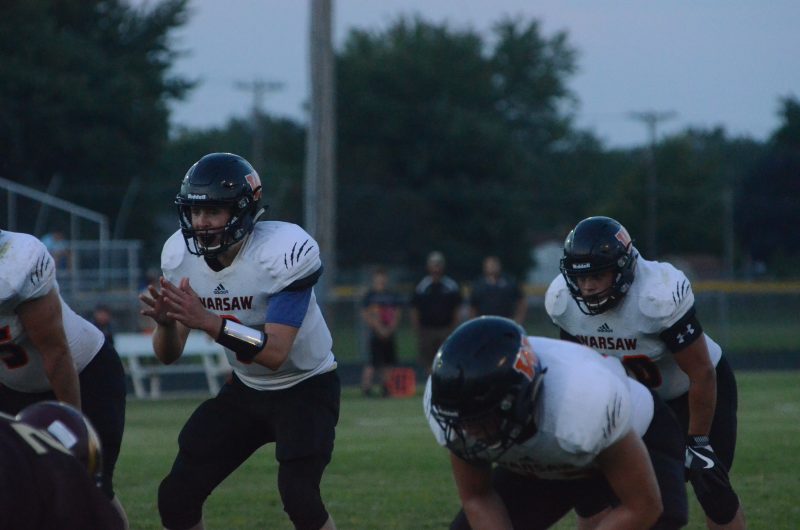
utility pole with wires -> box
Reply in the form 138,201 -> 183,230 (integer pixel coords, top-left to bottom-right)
628,110 -> 676,258
305,0 -> 336,312
234,78 -> 284,173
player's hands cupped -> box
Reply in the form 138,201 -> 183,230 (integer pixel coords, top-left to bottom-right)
159,277 -> 220,335
139,280 -> 175,327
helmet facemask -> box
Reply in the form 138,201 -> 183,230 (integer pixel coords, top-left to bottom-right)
559,217 -> 638,315
561,253 -> 636,315
176,197 -> 264,257
430,325 -> 546,463
432,378 -> 541,462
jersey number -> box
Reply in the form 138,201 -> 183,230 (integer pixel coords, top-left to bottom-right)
0,326 -> 29,369
621,355 -> 662,388
11,422 -> 72,456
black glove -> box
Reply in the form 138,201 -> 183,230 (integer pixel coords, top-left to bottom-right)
684,435 -> 740,524
684,435 -> 721,475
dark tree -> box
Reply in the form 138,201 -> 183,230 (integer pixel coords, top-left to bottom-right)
608,128 -> 762,260
335,16 -> 580,279
736,97 -> 800,276
0,0 -> 192,233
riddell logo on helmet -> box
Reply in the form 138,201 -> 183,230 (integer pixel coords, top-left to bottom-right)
187,193 -> 207,200
572,263 -> 591,269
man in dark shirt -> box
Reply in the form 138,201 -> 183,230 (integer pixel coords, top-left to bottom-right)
469,255 -> 527,324
411,251 -> 462,374
90,304 -> 116,346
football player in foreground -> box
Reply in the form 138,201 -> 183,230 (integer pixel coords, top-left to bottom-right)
545,216 -> 745,529
425,316 -> 688,529
140,153 -> 339,530
0,401 -> 125,530
0,229 -> 128,526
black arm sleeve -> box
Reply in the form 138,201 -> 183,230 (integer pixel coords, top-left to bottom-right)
659,305 -> 704,353
284,264 -> 323,292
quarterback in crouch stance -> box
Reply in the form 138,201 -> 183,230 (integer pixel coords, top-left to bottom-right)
0,401 -> 125,530
545,216 -> 745,529
425,316 -> 688,530
140,153 -> 339,530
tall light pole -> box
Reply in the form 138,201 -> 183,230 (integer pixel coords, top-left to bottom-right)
628,110 -> 676,257
234,78 -> 284,173
305,0 -> 336,311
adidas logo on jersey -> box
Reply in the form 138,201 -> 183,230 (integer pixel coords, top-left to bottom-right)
597,323 -> 613,333
213,283 -> 228,295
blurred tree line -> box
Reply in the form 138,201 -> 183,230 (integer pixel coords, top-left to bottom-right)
1,1 -> 798,282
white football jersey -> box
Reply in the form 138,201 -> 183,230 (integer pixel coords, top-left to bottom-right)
161,221 -> 336,391
545,255 -> 722,400
0,231 -> 104,392
424,337 -> 654,480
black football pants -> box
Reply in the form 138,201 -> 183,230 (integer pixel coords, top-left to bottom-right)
158,370 -> 340,530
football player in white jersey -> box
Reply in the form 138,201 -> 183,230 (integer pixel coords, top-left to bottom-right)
425,316 -> 688,529
140,153 -> 339,530
0,229 -> 128,527
545,216 -> 745,529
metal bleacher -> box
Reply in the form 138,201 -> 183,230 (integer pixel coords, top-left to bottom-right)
1,177 -> 191,397
1,176 -> 144,330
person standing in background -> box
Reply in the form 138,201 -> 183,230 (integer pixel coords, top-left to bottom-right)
411,251 -> 462,375
359,267 -> 403,397
41,230 -> 70,270
90,303 -> 116,346
468,255 -> 527,324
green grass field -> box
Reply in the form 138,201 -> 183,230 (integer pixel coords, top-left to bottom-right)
116,371 -> 800,529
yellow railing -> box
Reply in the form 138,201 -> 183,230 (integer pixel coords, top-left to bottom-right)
333,281 -> 800,299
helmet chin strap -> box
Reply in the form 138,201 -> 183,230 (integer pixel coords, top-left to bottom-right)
576,287 -> 624,315
200,230 -> 252,271
199,241 -> 223,252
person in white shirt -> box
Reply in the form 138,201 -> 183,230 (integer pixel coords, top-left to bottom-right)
424,316 -> 688,529
546,216 -> 745,529
141,152 -> 339,530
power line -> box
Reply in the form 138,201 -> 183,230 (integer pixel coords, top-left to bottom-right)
628,110 -> 677,257
234,78 -> 284,172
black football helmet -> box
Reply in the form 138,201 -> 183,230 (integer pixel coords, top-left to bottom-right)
430,316 -> 546,462
559,216 -> 638,315
175,152 -> 266,257
17,401 -> 104,483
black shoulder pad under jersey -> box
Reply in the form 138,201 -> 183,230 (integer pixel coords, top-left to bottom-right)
284,265 -> 324,292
